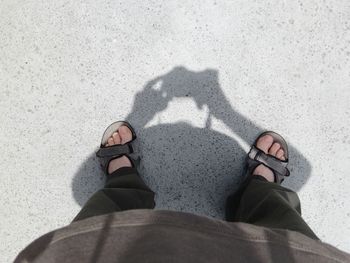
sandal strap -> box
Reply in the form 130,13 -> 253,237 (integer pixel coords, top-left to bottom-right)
248,145 -> 290,178
96,144 -> 133,158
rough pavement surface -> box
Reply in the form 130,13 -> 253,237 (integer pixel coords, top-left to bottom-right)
1,1 -> 350,262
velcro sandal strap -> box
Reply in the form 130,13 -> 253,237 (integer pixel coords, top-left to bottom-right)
248,146 -> 290,177
96,144 -> 133,158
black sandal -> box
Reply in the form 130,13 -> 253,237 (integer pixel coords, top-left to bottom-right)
246,131 -> 290,184
226,131 -> 290,221
96,121 -> 137,175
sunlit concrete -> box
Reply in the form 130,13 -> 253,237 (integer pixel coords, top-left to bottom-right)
1,1 -> 349,261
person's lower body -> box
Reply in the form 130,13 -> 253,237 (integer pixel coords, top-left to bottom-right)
76,122 -> 317,240
226,175 -> 319,240
72,167 -> 155,222
73,166 -> 318,241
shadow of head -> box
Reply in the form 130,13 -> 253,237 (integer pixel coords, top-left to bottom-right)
72,66 -> 311,219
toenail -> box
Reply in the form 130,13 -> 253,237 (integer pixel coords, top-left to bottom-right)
262,135 -> 273,142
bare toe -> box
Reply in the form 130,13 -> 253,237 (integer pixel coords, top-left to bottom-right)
269,143 -> 281,156
118,126 -> 133,144
276,149 -> 285,160
256,135 -> 274,153
107,137 -> 114,146
112,132 -> 121,144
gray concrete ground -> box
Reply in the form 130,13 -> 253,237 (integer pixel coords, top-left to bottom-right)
1,0 -> 350,262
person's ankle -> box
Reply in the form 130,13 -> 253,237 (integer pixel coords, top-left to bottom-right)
252,164 -> 274,182
108,156 -> 132,174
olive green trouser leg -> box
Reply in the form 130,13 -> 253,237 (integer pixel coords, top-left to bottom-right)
226,176 -> 319,240
73,167 -> 155,222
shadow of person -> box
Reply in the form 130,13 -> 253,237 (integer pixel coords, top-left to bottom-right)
72,66 -> 311,219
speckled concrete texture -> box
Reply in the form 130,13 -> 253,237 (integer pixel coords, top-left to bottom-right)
1,0 -> 350,261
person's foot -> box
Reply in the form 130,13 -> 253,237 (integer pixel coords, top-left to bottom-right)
105,126 -> 133,174
252,135 -> 286,182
